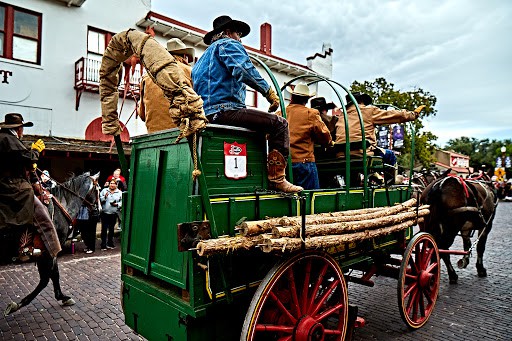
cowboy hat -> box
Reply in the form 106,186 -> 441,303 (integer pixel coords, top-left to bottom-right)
345,92 -> 372,107
286,82 -> 316,98
203,15 -> 251,45
311,97 -> 336,111
166,38 -> 195,61
0,113 -> 33,129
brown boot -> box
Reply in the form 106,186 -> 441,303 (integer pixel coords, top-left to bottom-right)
267,150 -> 303,193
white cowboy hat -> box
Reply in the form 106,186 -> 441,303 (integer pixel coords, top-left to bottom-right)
166,38 -> 195,61
286,82 -> 316,98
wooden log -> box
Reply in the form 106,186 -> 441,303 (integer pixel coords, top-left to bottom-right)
272,208 -> 429,238
239,198 -> 419,236
261,219 -> 417,253
196,234 -> 266,257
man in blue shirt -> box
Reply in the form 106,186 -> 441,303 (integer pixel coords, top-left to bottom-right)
192,15 -> 302,193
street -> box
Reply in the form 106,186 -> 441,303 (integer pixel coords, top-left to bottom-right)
1,202 -> 511,340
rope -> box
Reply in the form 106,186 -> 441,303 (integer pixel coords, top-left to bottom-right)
192,133 -> 201,181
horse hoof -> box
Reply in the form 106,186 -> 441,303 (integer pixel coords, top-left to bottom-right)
457,258 -> 469,269
61,298 -> 75,306
4,302 -> 19,316
478,270 -> 487,278
449,278 -> 458,284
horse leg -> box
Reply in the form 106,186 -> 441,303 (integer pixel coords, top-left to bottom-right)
4,256 -> 52,316
441,253 -> 459,284
476,228 -> 489,277
50,259 -> 75,306
457,230 -> 472,269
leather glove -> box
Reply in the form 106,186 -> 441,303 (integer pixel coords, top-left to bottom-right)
31,139 -> 45,152
413,105 -> 426,116
265,88 -> 280,113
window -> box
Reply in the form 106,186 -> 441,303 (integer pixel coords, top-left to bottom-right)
246,89 -> 258,108
0,3 -> 42,64
87,27 -> 113,58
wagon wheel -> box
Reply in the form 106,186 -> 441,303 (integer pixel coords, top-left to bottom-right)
398,232 -> 440,329
241,251 -> 349,341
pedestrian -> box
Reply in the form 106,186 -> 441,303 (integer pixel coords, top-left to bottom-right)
311,97 -> 338,141
282,83 -> 333,190
99,179 -> 122,250
192,15 -> 302,193
104,168 -> 126,191
76,178 -> 101,254
40,170 -> 56,191
138,38 -> 195,133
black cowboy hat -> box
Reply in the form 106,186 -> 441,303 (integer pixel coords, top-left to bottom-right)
0,113 -> 33,129
311,97 -> 336,111
345,92 -> 372,107
203,15 -> 251,45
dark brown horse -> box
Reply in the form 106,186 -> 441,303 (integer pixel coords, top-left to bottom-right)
420,174 -> 498,284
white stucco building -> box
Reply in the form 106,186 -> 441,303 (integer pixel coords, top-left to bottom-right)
0,0 -> 333,179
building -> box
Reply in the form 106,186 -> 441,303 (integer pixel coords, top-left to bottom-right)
434,149 -> 472,175
0,0 -> 332,182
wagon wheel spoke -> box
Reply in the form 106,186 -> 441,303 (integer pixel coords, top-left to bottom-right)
308,278 -> 340,316
269,291 -> 297,324
300,259 -> 312,313
306,262 -> 329,313
277,336 -> 293,341
406,286 -> 419,315
254,325 -> 294,333
315,302 -> 344,322
287,268 -> 301,317
425,261 -> 439,274
404,282 -> 418,299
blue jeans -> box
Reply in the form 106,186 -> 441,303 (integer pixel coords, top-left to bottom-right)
374,148 -> 397,165
292,162 -> 320,190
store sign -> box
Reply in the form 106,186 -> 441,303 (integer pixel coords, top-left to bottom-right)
0,63 -> 31,103
224,142 -> 247,179
450,155 -> 469,168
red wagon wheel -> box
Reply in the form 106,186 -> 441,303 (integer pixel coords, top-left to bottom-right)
241,251 -> 349,341
398,232 -> 440,329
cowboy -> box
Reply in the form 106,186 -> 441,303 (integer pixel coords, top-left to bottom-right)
137,38 -> 196,133
192,15 -> 302,193
282,84 -> 333,190
311,97 -> 338,141
0,113 -> 62,260
335,92 -> 425,162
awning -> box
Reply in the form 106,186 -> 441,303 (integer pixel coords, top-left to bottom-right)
23,135 -> 131,155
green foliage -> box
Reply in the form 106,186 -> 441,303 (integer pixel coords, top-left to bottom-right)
445,137 -> 512,172
349,77 -> 438,167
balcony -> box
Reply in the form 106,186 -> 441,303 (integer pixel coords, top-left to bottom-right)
74,57 -> 142,110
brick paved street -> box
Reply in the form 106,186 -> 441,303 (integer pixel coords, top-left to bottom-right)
1,202 -> 511,340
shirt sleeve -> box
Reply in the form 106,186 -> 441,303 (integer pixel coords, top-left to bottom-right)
218,40 -> 270,95
310,109 -> 332,145
368,106 -> 417,125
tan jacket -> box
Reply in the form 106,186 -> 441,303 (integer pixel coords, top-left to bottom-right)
138,59 -> 192,134
286,104 -> 332,163
335,104 -> 417,156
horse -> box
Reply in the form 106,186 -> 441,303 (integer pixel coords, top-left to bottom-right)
420,173 -> 498,284
3,172 -> 100,316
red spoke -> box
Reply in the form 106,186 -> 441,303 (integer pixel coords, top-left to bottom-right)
301,260 -> 312,313
412,288 -> 419,320
423,286 -> 434,305
422,246 -> 434,269
269,291 -> 297,324
414,243 -> 423,270
307,263 -> 329,312
255,324 -> 294,333
405,273 -> 417,281
314,302 -> 344,322
419,290 -> 426,318
409,256 -> 419,274
425,262 -> 438,274
287,268 -> 301,317
309,279 -> 340,316
277,336 -> 293,341
404,281 -> 417,299
406,287 -> 418,315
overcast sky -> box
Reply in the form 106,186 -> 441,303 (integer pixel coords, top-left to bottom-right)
151,0 -> 511,147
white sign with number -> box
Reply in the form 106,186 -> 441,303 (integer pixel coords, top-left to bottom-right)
224,142 -> 247,179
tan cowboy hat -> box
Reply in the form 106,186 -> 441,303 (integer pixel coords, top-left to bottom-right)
0,113 -> 33,129
286,82 -> 316,98
203,15 -> 251,45
166,38 -> 195,60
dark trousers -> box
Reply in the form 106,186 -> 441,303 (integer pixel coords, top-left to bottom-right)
209,108 -> 290,157
292,162 -> 320,190
77,218 -> 97,251
100,213 -> 117,248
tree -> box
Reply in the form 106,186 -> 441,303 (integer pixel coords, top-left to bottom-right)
349,77 -> 438,168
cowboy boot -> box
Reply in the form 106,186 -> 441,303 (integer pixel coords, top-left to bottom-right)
267,150 -> 303,193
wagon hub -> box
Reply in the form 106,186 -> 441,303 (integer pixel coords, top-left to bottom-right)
418,270 -> 434,288
294,315 -> 325,341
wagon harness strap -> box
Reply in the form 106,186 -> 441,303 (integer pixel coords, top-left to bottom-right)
51,196 -> 73,224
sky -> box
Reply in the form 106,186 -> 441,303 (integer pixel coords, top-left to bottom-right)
151,0 -> 511,147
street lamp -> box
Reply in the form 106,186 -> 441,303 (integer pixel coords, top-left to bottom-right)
501,146 -> 507,154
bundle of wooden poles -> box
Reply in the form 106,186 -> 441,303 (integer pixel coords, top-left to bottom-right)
194,198 -> 429,256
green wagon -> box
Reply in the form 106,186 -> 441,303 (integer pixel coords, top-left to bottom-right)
119,76 -> 440,340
